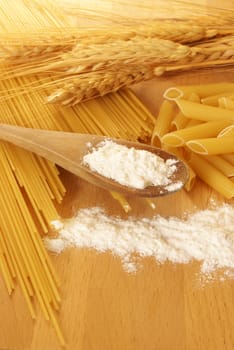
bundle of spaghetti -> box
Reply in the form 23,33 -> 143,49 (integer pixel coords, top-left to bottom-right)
0,34 -> 156,348
0,85 -> 156,342
151,83 -> 234,198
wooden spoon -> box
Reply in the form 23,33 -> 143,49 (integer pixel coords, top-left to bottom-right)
0,124 -> 188,197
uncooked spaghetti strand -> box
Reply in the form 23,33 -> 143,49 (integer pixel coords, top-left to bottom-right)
0,223 -> 16,279
48,303 -> 66,346
102,95 -> 140,139
123,89 -> 156,124
35,156 -> 65,203
102,93 -> 139,135
111,91 -> 153,133
0,238 -> 14,294
0,150 -> 58,311
0,195 -> 35,300
0,159 -> 36,298
97,96 -> 131,138
13,148 -> 59,224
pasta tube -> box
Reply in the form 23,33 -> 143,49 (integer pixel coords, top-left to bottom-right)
162,120 -> 232,147
189,153 -> 234,199
187,137 -> 234,155
164,83 -> 234,100
171,92 -> 200,130
218,125 -> 234,138
201,91 -> 234,106
204,155 -> 234,177
151,100 -> 176,147
176,99 -> 234,122
222,154 -> 234,165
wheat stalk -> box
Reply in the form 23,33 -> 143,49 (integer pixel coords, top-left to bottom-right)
0,2 -> 233,104
44,38 -> 194,105
45,33 -> 234,106
154,35 -> 234,75
47,67 -> 156,106
0,20 -> 218,64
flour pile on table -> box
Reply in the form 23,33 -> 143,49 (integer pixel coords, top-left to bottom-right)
45,203 -> 234,278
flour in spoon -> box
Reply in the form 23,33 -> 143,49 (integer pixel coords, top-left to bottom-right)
83,140 -> 181,190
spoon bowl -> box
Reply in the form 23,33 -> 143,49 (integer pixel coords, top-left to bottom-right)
0,124 -> 188,197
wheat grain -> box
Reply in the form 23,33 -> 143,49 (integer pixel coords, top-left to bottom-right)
45,38 -> 193,105
154,36 -> 234,76
0,21 -> 217,64
46,34 -> 234,105
47,68 -> 155,106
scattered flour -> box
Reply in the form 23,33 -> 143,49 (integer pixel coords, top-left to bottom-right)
83,140 -> 181,190
45,203 -> 234,279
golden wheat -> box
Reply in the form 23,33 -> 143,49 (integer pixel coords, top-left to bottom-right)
154,36 -> 234,76
44,37 -> 193,105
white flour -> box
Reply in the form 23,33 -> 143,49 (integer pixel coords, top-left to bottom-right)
83,140 -> 181,190
45,203 -> 234,279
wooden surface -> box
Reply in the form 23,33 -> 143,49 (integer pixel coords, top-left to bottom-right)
1,3 -> 234,350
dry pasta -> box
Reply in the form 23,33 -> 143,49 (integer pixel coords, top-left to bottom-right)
187,137 -> 234,155
162,120 -> 232,147
219,97 -> 234,110
151,83 -> 234,198
164,83 -> 234,100
218,124 -> 234,137
175,99 -> 234,122
0,2 -> 157,341
171,92 -> 200,130
201,91 -> 234,106
0,85 -> 156,343
189,153 -> 234,199
151,100 -> 176,147
222,154 -> 234,165
204,155 -> 234,177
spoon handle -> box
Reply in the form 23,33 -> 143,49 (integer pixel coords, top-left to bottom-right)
0,124 -> 89,172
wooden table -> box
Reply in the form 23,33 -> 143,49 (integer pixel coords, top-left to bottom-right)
0,2 -> 234,350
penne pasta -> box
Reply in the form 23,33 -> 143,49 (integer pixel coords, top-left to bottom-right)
219,97 -> 234,110
171,110 -> 188,131
222,154 -> 234,165
218,124 -> 234,138
164,83 -> 234,100
151,100 -> 176,147
153,83 -> 234,198
189,153 -> 234,199
201,91 -> 234,106
171,92 -> 200,130
204,155 -> 234,177
187,137 -> 234,155
176,99 -> 234,122
162,120 -> 231,147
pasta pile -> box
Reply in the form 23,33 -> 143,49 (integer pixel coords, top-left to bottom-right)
0,0 -> 233,346
151,83 -> 234,199
0,85 -> 155,344
0,1 -> 156,344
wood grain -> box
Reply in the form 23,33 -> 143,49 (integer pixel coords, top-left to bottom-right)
0,1 -> 234,349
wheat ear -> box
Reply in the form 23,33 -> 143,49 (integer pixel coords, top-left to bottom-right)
154,36 -> 234,75
46,38 -> 194,105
